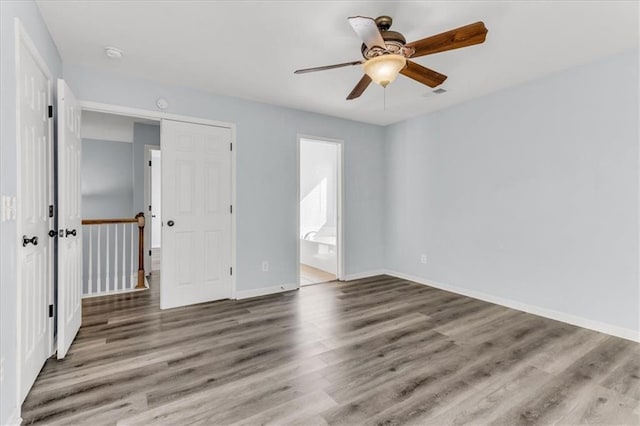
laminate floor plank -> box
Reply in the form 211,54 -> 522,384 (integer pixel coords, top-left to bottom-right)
21,274 -> 640,425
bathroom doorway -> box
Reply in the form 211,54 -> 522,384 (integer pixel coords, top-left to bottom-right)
298,136 -> 343,286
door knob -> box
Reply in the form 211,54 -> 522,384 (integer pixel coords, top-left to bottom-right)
22,235 -> 38,247
167,220 -> 175,227
65,228 -> 77,237
48,230 -> 57,238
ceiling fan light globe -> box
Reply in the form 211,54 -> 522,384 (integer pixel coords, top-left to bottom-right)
363,54 -> 406,87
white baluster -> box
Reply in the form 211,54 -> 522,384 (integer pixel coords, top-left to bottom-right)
130,223 -> 135,289
121,223 -> 126,291
106,224 -> 110,292
97,225 -> 102,294
88,226 -> 92,296
114,223 -> 118,292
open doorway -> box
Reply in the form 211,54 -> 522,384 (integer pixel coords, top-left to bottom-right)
298,137 -> 343,286
80,110 -> 160,298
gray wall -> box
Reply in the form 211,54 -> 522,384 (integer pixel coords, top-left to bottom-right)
64,64 -> 387,292
0,1 -> 62,423
385,49 -> 639,335
133,123 -> 160,215
82,139 -> 134,218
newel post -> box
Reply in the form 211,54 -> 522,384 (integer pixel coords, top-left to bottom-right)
135,212 -> 146,289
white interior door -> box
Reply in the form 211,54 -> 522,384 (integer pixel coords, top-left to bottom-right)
57,79 -> 82,359
16,24 -> 54,402
161,120 -> 232,309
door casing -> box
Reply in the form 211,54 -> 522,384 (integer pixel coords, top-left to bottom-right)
143,144 -> 161,274
79,101 -> 237,300
296,134 -> 345,284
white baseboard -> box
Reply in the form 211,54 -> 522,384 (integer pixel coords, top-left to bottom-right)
234,283 -> 298,300
82,284 -> 149,299
342,270 -> 388,281
385,270 -> 640,343
7,406 -> 21,425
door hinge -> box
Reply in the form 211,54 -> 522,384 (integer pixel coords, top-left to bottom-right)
149,160 -> 152,166
230,205 -> 233,214
230,143 -> 232,151
48,205 -> 54,218
230,267 -> 233,276
48,304 -> 53,318
148,205 -> 152,212
149,250 -> 152,256
48,105 -> 53,118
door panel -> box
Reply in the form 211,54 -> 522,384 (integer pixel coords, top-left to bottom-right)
161,120 -> 232,309
17,30 -> 53,403
57,79 -> 82,359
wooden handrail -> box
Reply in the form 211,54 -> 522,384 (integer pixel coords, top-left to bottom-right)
81,212 -> 146,291
82,218 -> 138,225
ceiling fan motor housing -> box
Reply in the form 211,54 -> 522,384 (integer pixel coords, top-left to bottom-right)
361,30 -> 408,58
361,16 -> 410,59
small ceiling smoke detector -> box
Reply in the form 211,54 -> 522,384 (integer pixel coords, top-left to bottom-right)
104,46 -> 123,60
156,98 -> 169,110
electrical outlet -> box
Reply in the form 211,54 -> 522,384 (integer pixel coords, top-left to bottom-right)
420,254 -> 427,264
261,261 -> 269,272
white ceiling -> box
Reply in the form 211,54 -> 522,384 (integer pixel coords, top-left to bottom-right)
37,1 -> 638,125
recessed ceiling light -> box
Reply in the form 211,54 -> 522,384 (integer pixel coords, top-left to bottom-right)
104,46 -> 124,60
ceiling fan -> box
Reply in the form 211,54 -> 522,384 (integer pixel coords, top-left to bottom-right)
294,16 -> 488,100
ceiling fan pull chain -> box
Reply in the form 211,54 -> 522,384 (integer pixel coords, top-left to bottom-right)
383,86 -> 386,111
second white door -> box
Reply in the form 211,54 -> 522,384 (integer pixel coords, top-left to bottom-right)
160,120 -> 232,309
56,79 -> 83,359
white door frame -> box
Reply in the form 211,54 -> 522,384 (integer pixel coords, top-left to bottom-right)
79,101 -> 237,298
296,134 -> 345,283
143,144 -> 161,274
15,17 -> 55,410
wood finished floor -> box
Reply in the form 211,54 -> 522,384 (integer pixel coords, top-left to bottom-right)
22,275 -> 640,425
300,264 -> 337,286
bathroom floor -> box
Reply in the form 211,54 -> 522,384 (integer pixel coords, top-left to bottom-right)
300,264 -> 336,286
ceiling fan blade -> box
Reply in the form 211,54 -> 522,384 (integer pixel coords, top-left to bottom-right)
406,21 -> 488,58
294,60 -> 363,74
347,75 -> 372,100
348,16 -> 386,50
400,60 -> 447,88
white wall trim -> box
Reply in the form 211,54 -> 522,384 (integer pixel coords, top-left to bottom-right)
343,270 -> 388,281
234,283 -> 298,300
385,270 -> 640,343
79,101 -> 234,130
143,144 -> 160,274
81,283 -> 149,299
7,406 -> 21,426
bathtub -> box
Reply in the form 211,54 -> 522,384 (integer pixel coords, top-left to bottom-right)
300,236 -> 337,275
